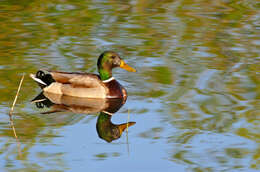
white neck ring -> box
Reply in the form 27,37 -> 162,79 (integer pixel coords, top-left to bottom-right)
102,77 -> 115,83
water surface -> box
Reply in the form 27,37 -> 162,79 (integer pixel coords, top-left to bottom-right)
0,0 -> 259,171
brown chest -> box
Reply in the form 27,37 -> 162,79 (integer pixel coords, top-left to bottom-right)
104,80 -> 127,99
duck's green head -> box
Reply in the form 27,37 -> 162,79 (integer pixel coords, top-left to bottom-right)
97,51 -> 136,80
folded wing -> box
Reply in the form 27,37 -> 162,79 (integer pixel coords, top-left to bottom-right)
49,71 -> 103,88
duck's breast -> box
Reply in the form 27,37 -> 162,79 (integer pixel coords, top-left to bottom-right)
104,80 -> 127,99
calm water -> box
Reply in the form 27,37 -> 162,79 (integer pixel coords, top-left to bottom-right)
0,0 -> 259,171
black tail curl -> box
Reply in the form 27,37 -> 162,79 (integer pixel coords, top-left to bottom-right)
35,70 -> 55,88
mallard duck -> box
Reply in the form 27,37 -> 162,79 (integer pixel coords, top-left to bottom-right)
30,51 -> 136,99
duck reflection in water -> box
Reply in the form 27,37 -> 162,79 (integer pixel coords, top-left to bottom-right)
32,92 -> 136,142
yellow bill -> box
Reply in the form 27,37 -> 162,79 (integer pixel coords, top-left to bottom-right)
120,60 -> 136,72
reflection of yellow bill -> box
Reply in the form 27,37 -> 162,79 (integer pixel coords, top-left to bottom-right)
120,60 -> 136,72
118,122 -> 136,135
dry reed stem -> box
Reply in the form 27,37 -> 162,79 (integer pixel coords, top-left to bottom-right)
9,74 -> 25,116
126,109 -> 130,155
9,73 -> 24,157
126,109 -> 130,133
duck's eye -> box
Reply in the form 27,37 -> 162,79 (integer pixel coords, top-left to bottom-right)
111,55 -> 116,59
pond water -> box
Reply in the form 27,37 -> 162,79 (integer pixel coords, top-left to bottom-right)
0,0 -> 259,171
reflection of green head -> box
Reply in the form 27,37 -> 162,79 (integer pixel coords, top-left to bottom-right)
96,112 -> 136,143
